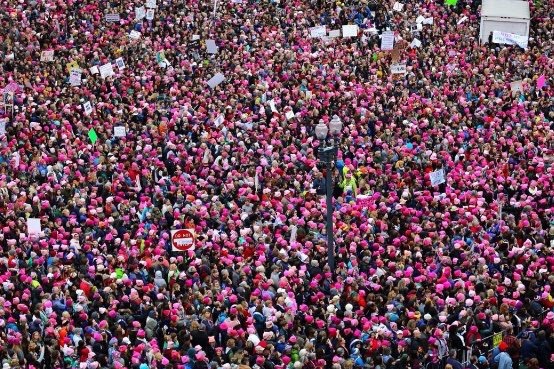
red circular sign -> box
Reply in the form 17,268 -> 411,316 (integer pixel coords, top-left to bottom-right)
172,229 -> 195,251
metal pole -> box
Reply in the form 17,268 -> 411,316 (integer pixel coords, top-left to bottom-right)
325,152 -> 335,271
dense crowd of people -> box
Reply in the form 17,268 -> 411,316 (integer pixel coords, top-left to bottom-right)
0,0 -> 553,368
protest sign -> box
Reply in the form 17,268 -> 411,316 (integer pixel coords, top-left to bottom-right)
492,31 -> 528,49
410,38 -> 422,48
328,29 -> 341,38
66,60 -> 80,73
83,101 -> 93,115
536,75 -> 546,89
0,118 -> 6,136
510,80 -> 523,96
457,16 -> 468,25
99,63 -> 114,78
88,128 -> 98,144
207,73 -> 225,88
309,26 -> 326,38
492,332 -> 502,348
206,39 -> 218,54
105,13 -> 120,22
146,0 -> 157,8
40,50 -> 54,62
430,168 -> 446,186
90,66 -> 99,75
423,17 -> 434,25
114,126 -> 126,137
27,218 -> 41,235
268,100 -> 278,113
416,15 -> 425,24
342,25 -> 358,37
115,57 -> 125,71
285,110 -> 295,120
135,6 -> 146,20
381,31 -> 395,50
214,115 -> 224,127
445,0 -> 458,6
129,30 -> 141,39
69,69 -> 82,86
391,63 -> 407,74
146,9 -> 155,20
192,35 -> 201,41
393,2 -> 404,11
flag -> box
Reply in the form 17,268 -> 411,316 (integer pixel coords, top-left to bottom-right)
445,0 -> 458,6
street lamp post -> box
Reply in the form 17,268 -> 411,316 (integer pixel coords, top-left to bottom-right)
314,115 -> 342,272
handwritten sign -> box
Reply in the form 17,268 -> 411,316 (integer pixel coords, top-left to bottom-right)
411,38 -> 422,48
390,63 -> 407,74
69,69 -> 82,86
115,57 -> 125,71
114,126 -> 126,137
105,13 -> 120,22
328,29 -> 341,38
146,0 -> 157,8
381,31 -> 395,50
129,30 -> 141,40
430,168 -> 446,186
393,2 -> 404,11
492,31 -> 528,49
27,218 -> 42,235
492,332 -> 502,348
309,26 -> 327,38
40,50 -> 54,62
206,39 -> 218,54
207,73 -> 225,89
135,6 -> 146,20
342,25 -> 358,38
83,101 -> 93,115
99,63 -> 114,79
146,9 -> 155,20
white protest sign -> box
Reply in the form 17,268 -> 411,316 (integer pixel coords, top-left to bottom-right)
328,29 -> 341,38
510,80 -> 523,95
390,63 -> 407,74
99,63 -> 114,79
305,90 -> 312,99
393,2 -> 404,11
492,31 -> 528,49
423,17 -> 434,25
207,73 -> 225,89
40,50 -> 54,62
285,110 -> 295,120
27,218 -> 42,235
411,38 -> 422,48
146,0 -> 157,8
268,100 -> 278,113
83,101 -> 93,115
309,26 -> 327,38
69,69 -> 82,86
115,57 -> 125,71
457,16 -> 468,25
192,35 -> 201,41
129,30 -> 141,40
430,168 -> 446,186
146,9 -> 155,20
89,65 -> 99,75
113,126 -> 126,137
214,114 -> 224,127
381,31 -> 395,50
135,6 -> 146,20
105,13 -> 120,22
416,15 -> 425,24
0,118 -> 6,136
206,39 -> 218,54
342,25 -> 358,37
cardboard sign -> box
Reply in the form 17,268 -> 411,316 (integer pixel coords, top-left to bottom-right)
40,50 -> 54,62
381,31 -> 395,50
114,126 -> 126,137
342,25 -> 358,38
390,63 -> 407,74
146,9 -> 155,20
83,101 -> 93,115
99,63 -> 114,78
27,218 -> 42,235
309,26 -> 327,38
430,168 -> 446,186
105,13 -> 120,22
135,6 -> 146,20
69,69 -> 82,86
206,39 -> 218,54
171,229 -> 196,251
115,57 -> 125,71
207,73 -> 225,89
492,31 -> 528,49
129,30 -> 141,39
